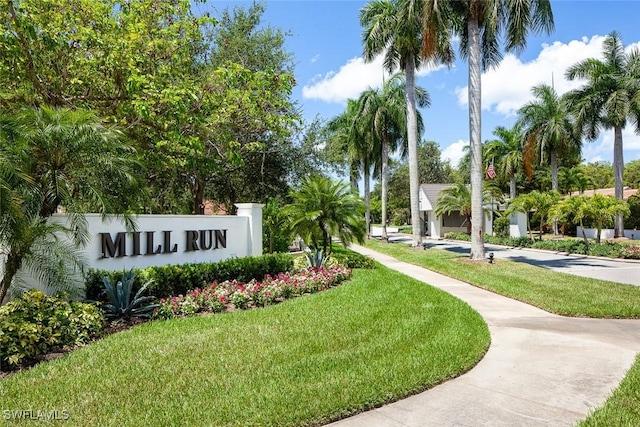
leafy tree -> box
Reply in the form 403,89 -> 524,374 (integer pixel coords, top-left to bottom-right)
361,0 -> 453,248
565,31 -> 640,237
381,140 -> 453,225
356,72 -> 429,241
0,1 -> 299,215
0,106 -> 142,303
262,199 -> 291,254
582,162 -> 614,189
285,177 -> 366,256
559,167 -> 594,195
624,160 -> 640,189
422,0 -> 554,259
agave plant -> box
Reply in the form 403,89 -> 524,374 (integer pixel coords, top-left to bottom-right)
101,270 -> 158,320
304,246 -> 329,268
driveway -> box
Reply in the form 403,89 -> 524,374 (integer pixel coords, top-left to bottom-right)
395,235 -> 640,287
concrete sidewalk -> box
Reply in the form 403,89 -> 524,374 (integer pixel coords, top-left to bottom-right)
327,244 -> 640,427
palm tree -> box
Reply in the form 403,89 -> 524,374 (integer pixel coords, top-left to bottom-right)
517,84 -> 581,194
506,190 -> 560,242
552,194 -> 629,246
0,106 -> 143,304
559,167 -> 594,195
422,0 -> 554,259
357,72 -> 429,241
326,100 -> 375,237
361,0 -> 453,248
484,124 -> 524,200
434,182 -> 473,234
285,176 -> 366,256
565,31 -> 640,238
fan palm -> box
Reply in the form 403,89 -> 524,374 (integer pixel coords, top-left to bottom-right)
422,0 -> 554,259
0,106 -> 143,303
285,176 -> 366,255
361,0 -> 452,247
356,72 -> 429,241
565,31 -> 640,237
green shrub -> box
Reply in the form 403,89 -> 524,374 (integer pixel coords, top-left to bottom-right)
444,232 -> 470,241
588,242 -> 623,258
493,215 -> 510,238
330,251 -> 375,269
621,245 -> 640,259
0,290 -> 103,370
85,254 -> 294,301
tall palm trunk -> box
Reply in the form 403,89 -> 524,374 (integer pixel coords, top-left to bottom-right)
381,135 -> 389,241
614,126 -> 624,237
550,149 -> 559,235
468,17 -> 485,260
364,158 -> 371,238
406,56 -> 422,247
509,173 -> 517,200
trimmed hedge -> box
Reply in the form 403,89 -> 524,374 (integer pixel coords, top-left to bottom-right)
85,253 -> 294,302
443,232 -> 636,258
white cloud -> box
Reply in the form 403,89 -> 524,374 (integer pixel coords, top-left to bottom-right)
302,55 -> 444,104
582,127 -> 640,164
455,35 -> 614,116
310,54 -> 320,63
441,139 -> 468,167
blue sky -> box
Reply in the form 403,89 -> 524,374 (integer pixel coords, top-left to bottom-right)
204,1 -> 640,169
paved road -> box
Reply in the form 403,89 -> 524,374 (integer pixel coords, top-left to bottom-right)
328,245 -> 640,427
390,235 -> 640,287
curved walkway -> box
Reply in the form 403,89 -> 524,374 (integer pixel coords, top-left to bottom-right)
328,244 -> 640,427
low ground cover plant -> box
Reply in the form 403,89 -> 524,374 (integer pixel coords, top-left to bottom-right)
0,290 -> 103,370
154,265 -> 351,319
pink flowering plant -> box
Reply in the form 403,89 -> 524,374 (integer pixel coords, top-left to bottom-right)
154,265 -> 351,319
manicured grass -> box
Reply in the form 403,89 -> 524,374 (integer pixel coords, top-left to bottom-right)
365,239 -> 640,318
579,354 -> 640,426
0,264 -> 489,426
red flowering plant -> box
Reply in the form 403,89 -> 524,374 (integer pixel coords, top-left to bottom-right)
153,265 -> 351,320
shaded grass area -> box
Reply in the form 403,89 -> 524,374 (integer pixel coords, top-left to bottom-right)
579,354 -> 640,426
365,239 -> 640,318
0,264 -> 489,426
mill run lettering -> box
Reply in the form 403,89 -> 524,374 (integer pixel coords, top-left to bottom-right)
99,229 -> 227,258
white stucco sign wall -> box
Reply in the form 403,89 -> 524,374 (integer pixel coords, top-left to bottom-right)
51,203 -> 263,272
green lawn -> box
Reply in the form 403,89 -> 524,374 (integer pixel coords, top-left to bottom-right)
364,239 -> 640,426
365,239 -> 640,318
579,353 -> 640,426
0,264 -> 489,426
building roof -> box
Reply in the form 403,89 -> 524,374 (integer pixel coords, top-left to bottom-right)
419,183 -> 453,211
570,187 -> 638,200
